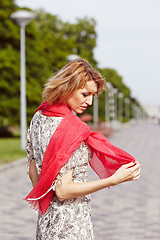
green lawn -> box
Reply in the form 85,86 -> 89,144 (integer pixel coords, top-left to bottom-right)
0,138 -> 26,165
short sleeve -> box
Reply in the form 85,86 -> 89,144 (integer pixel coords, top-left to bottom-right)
26,127 -> 34,163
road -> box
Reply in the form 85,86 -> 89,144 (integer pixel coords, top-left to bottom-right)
0,122 -> 160,240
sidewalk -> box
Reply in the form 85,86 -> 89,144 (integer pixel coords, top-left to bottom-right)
0,158 -> 37,240
0,157 -> 26,173
90,122 -> 160,240
0,122 -> 160,239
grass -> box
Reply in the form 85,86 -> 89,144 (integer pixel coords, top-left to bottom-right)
0,138 -> 26,165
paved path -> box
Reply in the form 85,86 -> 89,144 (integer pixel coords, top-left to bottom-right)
0,122 -> 160,240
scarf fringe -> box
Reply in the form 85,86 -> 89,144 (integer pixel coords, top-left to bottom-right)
23,198 -> 41,214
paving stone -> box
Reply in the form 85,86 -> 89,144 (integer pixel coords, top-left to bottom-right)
0,122 -> 160,239
89,122 -> 160,240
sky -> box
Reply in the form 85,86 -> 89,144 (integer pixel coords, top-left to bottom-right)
15,0 -> 160,107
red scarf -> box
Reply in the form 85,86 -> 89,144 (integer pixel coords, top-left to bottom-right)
24,101 -> 135,214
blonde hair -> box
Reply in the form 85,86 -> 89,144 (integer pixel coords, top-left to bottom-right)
43,58 -> 107,105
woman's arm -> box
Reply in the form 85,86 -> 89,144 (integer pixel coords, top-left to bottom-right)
55,161 -> 141,201
28,159 -> 39,187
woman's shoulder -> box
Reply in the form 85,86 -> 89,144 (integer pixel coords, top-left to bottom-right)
30,110 -> 63,129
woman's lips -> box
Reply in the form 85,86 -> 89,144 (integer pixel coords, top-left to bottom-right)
80,106 -> 87,110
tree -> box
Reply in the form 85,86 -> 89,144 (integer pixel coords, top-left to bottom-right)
0,0 -> 20,126
35,11 -> 97,70
0,0 -> 138,128
0,3 -> 98,127
100,68 -> 131,98
62,18 -> 97,66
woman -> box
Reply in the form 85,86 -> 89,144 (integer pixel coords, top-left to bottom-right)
25,58 -> 140,240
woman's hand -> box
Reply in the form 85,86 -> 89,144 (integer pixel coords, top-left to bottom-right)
111,161 -> 141,186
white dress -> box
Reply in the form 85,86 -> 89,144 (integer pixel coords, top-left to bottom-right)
27,111 -> 94,240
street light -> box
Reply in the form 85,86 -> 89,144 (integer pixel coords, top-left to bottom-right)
109,87 -> 114,121
105,82 -> 112,126
133,104 -> 141,121
112,88 -> 118,120
118,92 -> 124,122
11,10 -> 35,150
93,97 -> 98,128
66,54 -> 79,62
125,98 -> 130,120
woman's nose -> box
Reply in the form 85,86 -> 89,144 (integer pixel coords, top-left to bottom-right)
86,95 -> 93,105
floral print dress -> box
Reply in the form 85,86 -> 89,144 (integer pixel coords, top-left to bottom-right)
27,111 -> 93,240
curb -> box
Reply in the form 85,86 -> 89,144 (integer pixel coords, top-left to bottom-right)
0,157 -> 27,173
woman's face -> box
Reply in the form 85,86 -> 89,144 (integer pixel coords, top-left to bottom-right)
66,80 -> 97,114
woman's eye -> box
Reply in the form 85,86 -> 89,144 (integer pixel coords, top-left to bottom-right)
82,93 -> 88,97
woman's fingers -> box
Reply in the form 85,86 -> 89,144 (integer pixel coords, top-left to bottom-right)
127,161 -> 141,173
113,161 -> 141,184
122,161 -> 140,171
133,166 -> 141,179
123,161 -> 136,168
133,172 -> 141,180
126,162 -> 141,181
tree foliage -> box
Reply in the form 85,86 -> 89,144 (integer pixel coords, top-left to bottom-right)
0,1 -> 97,126
0,0 -> 135,128
100,68 -> 131,98
0,0 -> 19,126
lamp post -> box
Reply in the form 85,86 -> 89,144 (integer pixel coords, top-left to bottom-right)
112,88 -> 118,120
125,98 -> 130,120
105,90 -> 109,126
133,104 -> 141,121
93,97 -> 98,128
11,10 -> 35,150
105,82 -> 112,126
132,104 -> 137,120
66,54 -> 79,62
118,92 -> 124,122
109,87 -> 114,122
